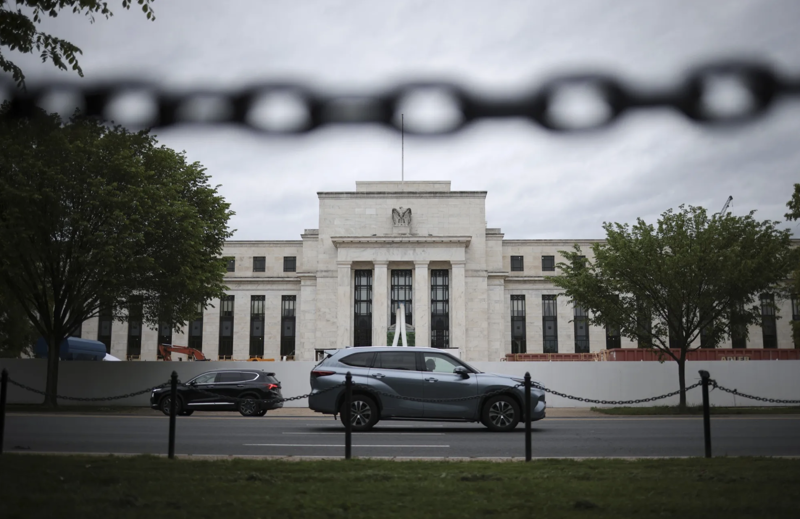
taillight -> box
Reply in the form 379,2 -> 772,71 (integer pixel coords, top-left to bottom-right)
311,370 -> 335,378
265,383 -> 279,390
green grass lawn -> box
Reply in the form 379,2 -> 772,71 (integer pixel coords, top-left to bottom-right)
1,455 -> 799,519
591,405 -> 800,416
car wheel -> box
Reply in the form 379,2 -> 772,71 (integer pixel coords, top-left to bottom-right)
482,394 -> 520,432
257,409 -> 268,417
160,395 -> 183,416
339,394 -> 379,432
238,396 -> 261,417
180,410 -> 194,416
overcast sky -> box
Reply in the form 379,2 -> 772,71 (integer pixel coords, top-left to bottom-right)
5,0 -> 800,240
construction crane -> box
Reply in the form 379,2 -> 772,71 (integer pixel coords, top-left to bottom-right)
717,196 -> 733,216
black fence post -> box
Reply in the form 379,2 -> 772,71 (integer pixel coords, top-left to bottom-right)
524,372 -> 532,462
699,370 -> 712,458
168,371 -> 178,459
0,369 -> 7,456
344,371 -> 352,460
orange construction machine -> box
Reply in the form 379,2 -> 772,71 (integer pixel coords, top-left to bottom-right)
158,344 -> 208,361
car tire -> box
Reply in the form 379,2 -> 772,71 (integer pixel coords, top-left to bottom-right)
257,409 -> 268,417
180,410 -> 194,416
160,395 -> 183,416
238,395 -> 261,417
481,394 -> 520,432
339,394 -> 379,432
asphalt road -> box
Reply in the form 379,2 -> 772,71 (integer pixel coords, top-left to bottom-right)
4,413 -> 800,458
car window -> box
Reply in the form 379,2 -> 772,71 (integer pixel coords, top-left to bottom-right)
191,373 -> 217,384
341,352 -> 375,367
376,352 -> 417,371
239,373 -> 258,382
215,372 -> 243,383
423,353 -> 463,373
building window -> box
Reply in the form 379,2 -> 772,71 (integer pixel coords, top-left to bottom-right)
510,256 -> 524,272
792,295 -> 800,348
760,293 -> 777,349
250,295 -> 265,358
354,270 -> 373,346
511,295 -> 526,354
188,303 -> 203,351
574,305 -> 589,353
542,255 -> 555,272
668,307 -> 680,349
636,302 -> 652,349
284,256 -> 297,272
605,324 -> 621,349
431,269 -> 450,348
253,256 -> 266,272
127,299 -> 143,360
281,295 -> 296,357
542,295 -> 558,353
731,303 -> 747,349
574,255 -> 587,270
97,305 -> 113,354
218,295 -> 234,359
391,269 -> 413,326
225,257 -> 235,272
157,321 -> 172,360
700,310 -> 713,349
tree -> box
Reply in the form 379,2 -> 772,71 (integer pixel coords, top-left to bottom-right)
1,0 -> 155,88
0,282 -> 37,358
0,102 -> 234,406
786,183 -> 800,348
553,205 -> 794,409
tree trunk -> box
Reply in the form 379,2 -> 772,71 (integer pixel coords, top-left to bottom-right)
677,356 -> 687,411
43,334 -> 61,408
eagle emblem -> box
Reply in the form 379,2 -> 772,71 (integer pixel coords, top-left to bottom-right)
392,207 -> 412,226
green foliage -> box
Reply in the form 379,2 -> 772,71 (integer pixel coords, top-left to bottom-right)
553,205 -> 794,405
386,331 -> 415,346
786,183 -> 800,348
0,0 -> 155,88
0,102 -> 234,401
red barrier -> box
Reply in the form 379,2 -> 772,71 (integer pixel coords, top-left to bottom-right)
505,348 -> 800,362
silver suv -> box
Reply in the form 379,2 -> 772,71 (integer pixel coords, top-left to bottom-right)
308,347 -> 546,432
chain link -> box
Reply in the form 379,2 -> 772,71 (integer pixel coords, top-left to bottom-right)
3,60 -> 799,134
531,381 -> 703,406
7,377 -> 170,402
709,380 -> 800,405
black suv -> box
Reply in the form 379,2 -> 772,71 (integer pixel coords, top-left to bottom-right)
150,370 -> 283,417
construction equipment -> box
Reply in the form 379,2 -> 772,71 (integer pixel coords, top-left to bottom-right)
158,344 -> 208,361
717,196 -> 733,216
247,357 -> 275,362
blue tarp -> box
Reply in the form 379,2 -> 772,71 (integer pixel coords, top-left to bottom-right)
34,337 -> 108,361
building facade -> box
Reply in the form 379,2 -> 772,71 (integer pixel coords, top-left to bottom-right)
77,181 -> 799,361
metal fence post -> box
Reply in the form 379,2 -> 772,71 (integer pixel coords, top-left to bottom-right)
524,372 -> 531,462
699,370 -> 712,458
345,371 -> 352,460
168,371 -> 177,459
0,369 -> 7,455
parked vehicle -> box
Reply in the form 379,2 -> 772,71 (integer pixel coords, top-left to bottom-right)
308,347 -> 546,432
150,369 -> 283,417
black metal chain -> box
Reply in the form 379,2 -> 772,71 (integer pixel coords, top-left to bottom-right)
531,381 -> 703,406
7,377 -> 170,402
709,380 -> 800,405
3,60 -> 799,134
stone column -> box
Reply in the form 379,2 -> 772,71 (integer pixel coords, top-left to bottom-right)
298,275 -> 317,360
414,261 -> 430,347
372,261 -> 389,346
451,261 -> 466,351
337,261 -> 352,348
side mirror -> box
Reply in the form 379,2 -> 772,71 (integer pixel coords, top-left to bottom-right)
453,366 -> 469,378
187,381 -> 195,386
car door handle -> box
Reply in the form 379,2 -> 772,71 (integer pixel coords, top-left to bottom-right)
425,377 -> 438,383
371,373 -> 385,379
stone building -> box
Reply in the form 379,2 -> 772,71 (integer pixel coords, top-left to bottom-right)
77,181 -> 799,361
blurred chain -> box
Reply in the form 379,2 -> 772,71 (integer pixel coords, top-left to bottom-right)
709,380 -> 800,405
7,378 -> 169,402
2,60 -> 799,134
531,381 -> 702,405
